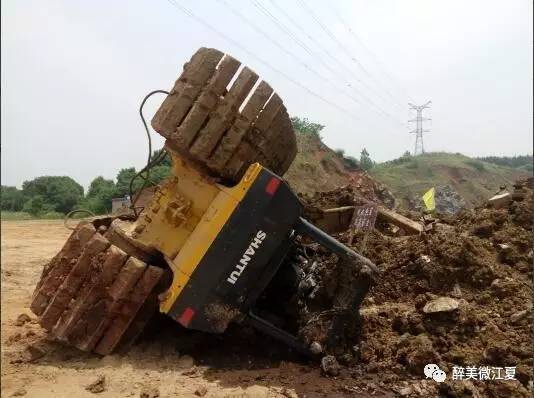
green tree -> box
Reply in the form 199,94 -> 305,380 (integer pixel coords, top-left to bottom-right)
21,176 -> 83,214
23,195 -> 44,216
360,148 -> 375,171
290,116 -> 325,140
83,176 -> 116,214
114,168 -> 141,198
1,186 -> 24,211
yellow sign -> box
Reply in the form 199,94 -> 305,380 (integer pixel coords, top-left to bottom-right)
422,187 -> 436,211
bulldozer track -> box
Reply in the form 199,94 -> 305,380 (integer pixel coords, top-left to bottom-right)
30,223 -> 167,354
152,47 -> 297,183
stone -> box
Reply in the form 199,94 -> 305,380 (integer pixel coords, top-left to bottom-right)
11,388 -> 27,397
85,375 -> 106,394
310,341 -> 323,355
423,297 -> 459,314
321,355 -> 340,376
26,343 -> 47,361
194,386 -> 208,397
510,310 -> 528,324
14,314 -> 31,327
139,386 -> 159,398
488,192 -> 511,209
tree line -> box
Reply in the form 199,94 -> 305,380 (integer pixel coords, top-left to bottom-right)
1,150 -> 172,217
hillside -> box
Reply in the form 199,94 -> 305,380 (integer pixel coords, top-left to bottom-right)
283,133 -> 395,207
370,152 -> 529,212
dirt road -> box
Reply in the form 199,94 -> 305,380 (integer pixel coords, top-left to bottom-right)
1,220 -> 388,398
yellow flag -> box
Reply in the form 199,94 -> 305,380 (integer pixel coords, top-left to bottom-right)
422,187 -> 436,211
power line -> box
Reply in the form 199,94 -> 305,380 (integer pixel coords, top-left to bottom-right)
165,0 -> 360,122
294,0 -> 405,111
408,101 -> 431,155
252,0 -> 407,129
216,0 -> 329,82
329,3 -> 415,104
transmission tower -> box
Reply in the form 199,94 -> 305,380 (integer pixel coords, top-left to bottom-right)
408,101 -> 431,155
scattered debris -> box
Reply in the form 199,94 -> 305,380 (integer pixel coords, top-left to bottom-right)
139,386 -> 159,398
488,192 -> 512,209
14,313 -> 31,327
25,343 -> 47,361
422,297 -> 460,314
194,386 -> 208,397
320,355 -> 340,376
85,375 -> 106,394
11,388 -> 27,397
309,341 -> 323,355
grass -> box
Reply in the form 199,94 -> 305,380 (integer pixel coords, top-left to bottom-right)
370,152 -> 528,208
1,211 -> 65,220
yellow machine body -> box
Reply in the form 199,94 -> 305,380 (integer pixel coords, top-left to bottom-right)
129,152 -> 263,313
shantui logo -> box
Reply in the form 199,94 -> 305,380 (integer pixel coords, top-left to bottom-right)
226,230 -> 267,285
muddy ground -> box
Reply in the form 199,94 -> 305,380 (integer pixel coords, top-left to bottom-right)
1,220 -> 393,398
1,181 -> 532,397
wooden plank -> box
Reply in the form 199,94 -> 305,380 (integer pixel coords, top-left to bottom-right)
71,257 -> 147,351
173,55 -> 241,148
376,205 -> 424,234
38,234 -> 109,330
189,67 -> 259,159
207,81 -> 273,171
31,223 -> 96,315
151,48 -> 224,137
52,246 -> 128,341
94,266 -> 164,355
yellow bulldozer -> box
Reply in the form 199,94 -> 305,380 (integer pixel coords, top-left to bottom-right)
30,48 -> 377,356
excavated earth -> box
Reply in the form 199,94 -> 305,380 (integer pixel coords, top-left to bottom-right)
2,179 -> 532,397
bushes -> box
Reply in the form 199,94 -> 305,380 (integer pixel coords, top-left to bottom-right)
465,159 -> 486,171
290,116 -> 325,140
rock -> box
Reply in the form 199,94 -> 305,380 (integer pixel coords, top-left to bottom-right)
85,375 -> 106,394
14,314 -> 32,327
510,310 -> 528,324
401,335 -> 441,374
26,343 -> 47,361
397,386 -> 412,396
472,221 -> 495,238
321,355 -> 340,376
488,192 -> 511,209
451,283 -> 462,298
139,386 -> 159,398
423,297 -> 459,314
310,341 -> 323,355
11,388 -> 27,397
281,388 -> 298,398
194,386 -> 208,397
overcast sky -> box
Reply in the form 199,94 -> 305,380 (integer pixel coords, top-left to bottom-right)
2,0 -> 532,189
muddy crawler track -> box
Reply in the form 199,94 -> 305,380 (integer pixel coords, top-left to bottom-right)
30,221 -> 168,355
152,47 -> 297,183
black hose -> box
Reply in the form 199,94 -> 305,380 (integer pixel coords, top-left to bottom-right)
64,209 -> 96,230
129,90 -> 170,217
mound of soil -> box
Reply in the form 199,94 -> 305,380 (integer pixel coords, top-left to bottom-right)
301,177 -> 533,396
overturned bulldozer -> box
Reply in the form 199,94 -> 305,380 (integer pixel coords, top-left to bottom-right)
30,48 -> 378,356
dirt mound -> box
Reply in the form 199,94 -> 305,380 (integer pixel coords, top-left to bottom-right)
284,134 -> 395,206
304,177 -> 533,396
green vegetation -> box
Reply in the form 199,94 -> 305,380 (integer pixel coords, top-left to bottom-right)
290,116 -> 325,140
1,150 -> 172,219
370,152 -> 529,209
359,148 -> 375,171
476,155 -> 532,174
